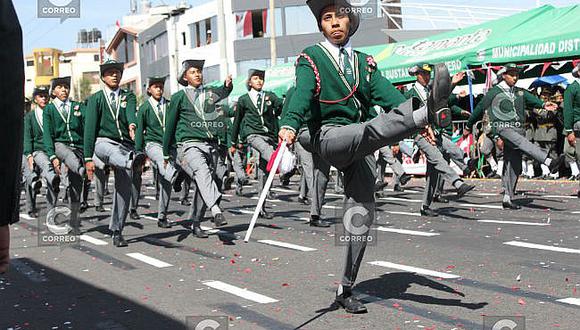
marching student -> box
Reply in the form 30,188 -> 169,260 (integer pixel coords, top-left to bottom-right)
466,63 -> 564,209
564,63 -> 580,197
278,0 -> 447,313
135,76 -> 185,228
163,59 -> 233,237
43,76 -> 85,232
24,86 -> 61,210
84,60 -> 146,247
230,69 -> 284,218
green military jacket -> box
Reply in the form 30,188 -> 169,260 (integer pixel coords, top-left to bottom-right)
83,89 -> 137,161
231,90 -> 283,145
135,97 -> 169,152
467,83 -> 544,136
23,108 -> 46,157
279,42 -> 406,133
163,83 -> 232,158
43,99 -> 84,160
564,80 -> 580,133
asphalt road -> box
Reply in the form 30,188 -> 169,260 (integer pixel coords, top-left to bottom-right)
2,173 -> 580,330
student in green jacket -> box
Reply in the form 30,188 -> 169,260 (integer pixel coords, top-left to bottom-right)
563,63 -> 580,197
278,0 -> 446,313
83,60 -> 146,247
43,77 -> 85,232
230,69 -> 283,218
163,59 -> 233,238
135,76 -> 185,229
466,63 -> 563,209
24,86 -> 61,210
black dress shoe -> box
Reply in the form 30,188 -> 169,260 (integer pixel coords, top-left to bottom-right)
79,202 -> 88,214
213,213 -> 227,227
104,189 -> 111,196
420,207 -> 439,217
95,205 -> 105,212
335,293 -> 367,314
27,211 -> 39,218
374,181 -> 388,192
502,201 -> 521,210
399,173 -> 412,186
32,179 -> 42,194
267,191 -> 278,200
157,219 -> 172,228
223,176 -> 234,191
131,152 -> 147,173
259,209 -> 273,219
427,63 -> 452,127
433,195 -> 449,203
192,226 -> 209,238
113,232 -> 128,247
393,184 -> 404,192
309,215 -> 331,227
467,158 -> 478,172
297,196 -> 310,205
456,183 -> 475,199
52,175 -> 61,194
130,210 -> 140,220
577,190 -> 580,198
548,155 -> 565,174
180,199 -> 191,206
171,170 -> 186,193
235,185 -> 243,196
487,172 -> 501,179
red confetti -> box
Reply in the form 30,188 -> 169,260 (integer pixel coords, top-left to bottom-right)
392,303 -> 400,308
518,298 -> 526,305
234,252 -> 241,257
243,268 -> 252,273
446,265 -> 456,269
281,283 -> 290,287
229,259 -> 236,264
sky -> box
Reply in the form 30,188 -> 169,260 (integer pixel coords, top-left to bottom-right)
15,0 -> 580,56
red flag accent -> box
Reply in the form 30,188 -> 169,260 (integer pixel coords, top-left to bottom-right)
540,62 -> 552,77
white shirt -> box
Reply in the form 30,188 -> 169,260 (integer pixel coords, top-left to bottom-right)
498,81 -> 515,98
248,88 -> 264,109
52,98 -> 70,118
34,105 -> 43,130
320,38 -> 353,69
104,85 -> 120,104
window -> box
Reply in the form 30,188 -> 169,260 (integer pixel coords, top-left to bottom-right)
116,34 -> 136,63
263,8 -> 283,37
36,54 -> 54,76
203,65 -> 220,83
26,60 -> 34,66
235,8 -> 283,40
284,5 -> 318,35
144,32 -> 168,64
189,16 -> 218,48
82,71 -> 100,84
93,54 -> 99,62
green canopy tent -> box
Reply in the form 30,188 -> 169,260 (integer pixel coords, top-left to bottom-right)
361,4 -> 580,84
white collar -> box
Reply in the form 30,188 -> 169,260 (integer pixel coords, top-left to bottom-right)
186,85 -> 203,92
148,96 -> 165,108
34,105 -> 44,127
52,98 -> 69,109
104,86 -> 120,99
320,38 -> 353,64
498,81 -> 514,93
413,82 -> 429,101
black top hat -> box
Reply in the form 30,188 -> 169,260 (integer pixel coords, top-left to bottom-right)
178,60 -> 205,86
146,76 -> 166,96
247,69 -> 266,91
32,86 -> 49,97
306,0 -> 360,39
50,76 -> 71,95
100,59 -> 124,77
408,63 -> 433,76
500,63 -> 523,75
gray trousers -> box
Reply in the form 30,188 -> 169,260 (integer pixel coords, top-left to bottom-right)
302,98 -> 424,288
246,134 -> 276,193
21,155 -> 39,213
181,176 -> 192,201
230,147 -> 248,184
421,137 -> 451,208
441,135 -> 467,171
94,138 -> 135,232
311,152 -> 332,217
186,181 -> 206,226
215,145 -> 229,191
416,135 -> 462,184
497,127 -> 548,201
145,142 -> 178,220
55,143 -> 84,226
93,154 -> 108,207
130,169 -> 142,212
178,141 -> 221,210
32,151 -> 59,208
296,129 -> 314,199
377,146 -> 405,184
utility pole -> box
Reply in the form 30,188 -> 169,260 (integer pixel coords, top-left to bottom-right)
269,0 -> 276,67
217,0 -> 228,77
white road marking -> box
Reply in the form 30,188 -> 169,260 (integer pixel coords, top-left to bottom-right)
544,195 -> 577,199
460,203 -> 503,210
203,280 -> 278,304
385,188 -> 422,194
222,194 -> 233,197
144,196 -> 156,200
230,208 -> 254,215
322,205 -> 342,209
200,225 -> 225,235
475,193 -> 498,197
80,234 -> 108,246
378,197 -> 422,203
384,211 -> 422,217
477,220 -> 550,226
126,253 -> 173,268
325,192 -> 344,197
270,187 -> 297,194
251,196 -> 283,203
19,213 -> 35,220
257,239 -> 317,252
375,226 -> 440,237
503,241 -> 580,254
556,298 -> 580,306
368,261 -> 461,279
142,216 -> 158,221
